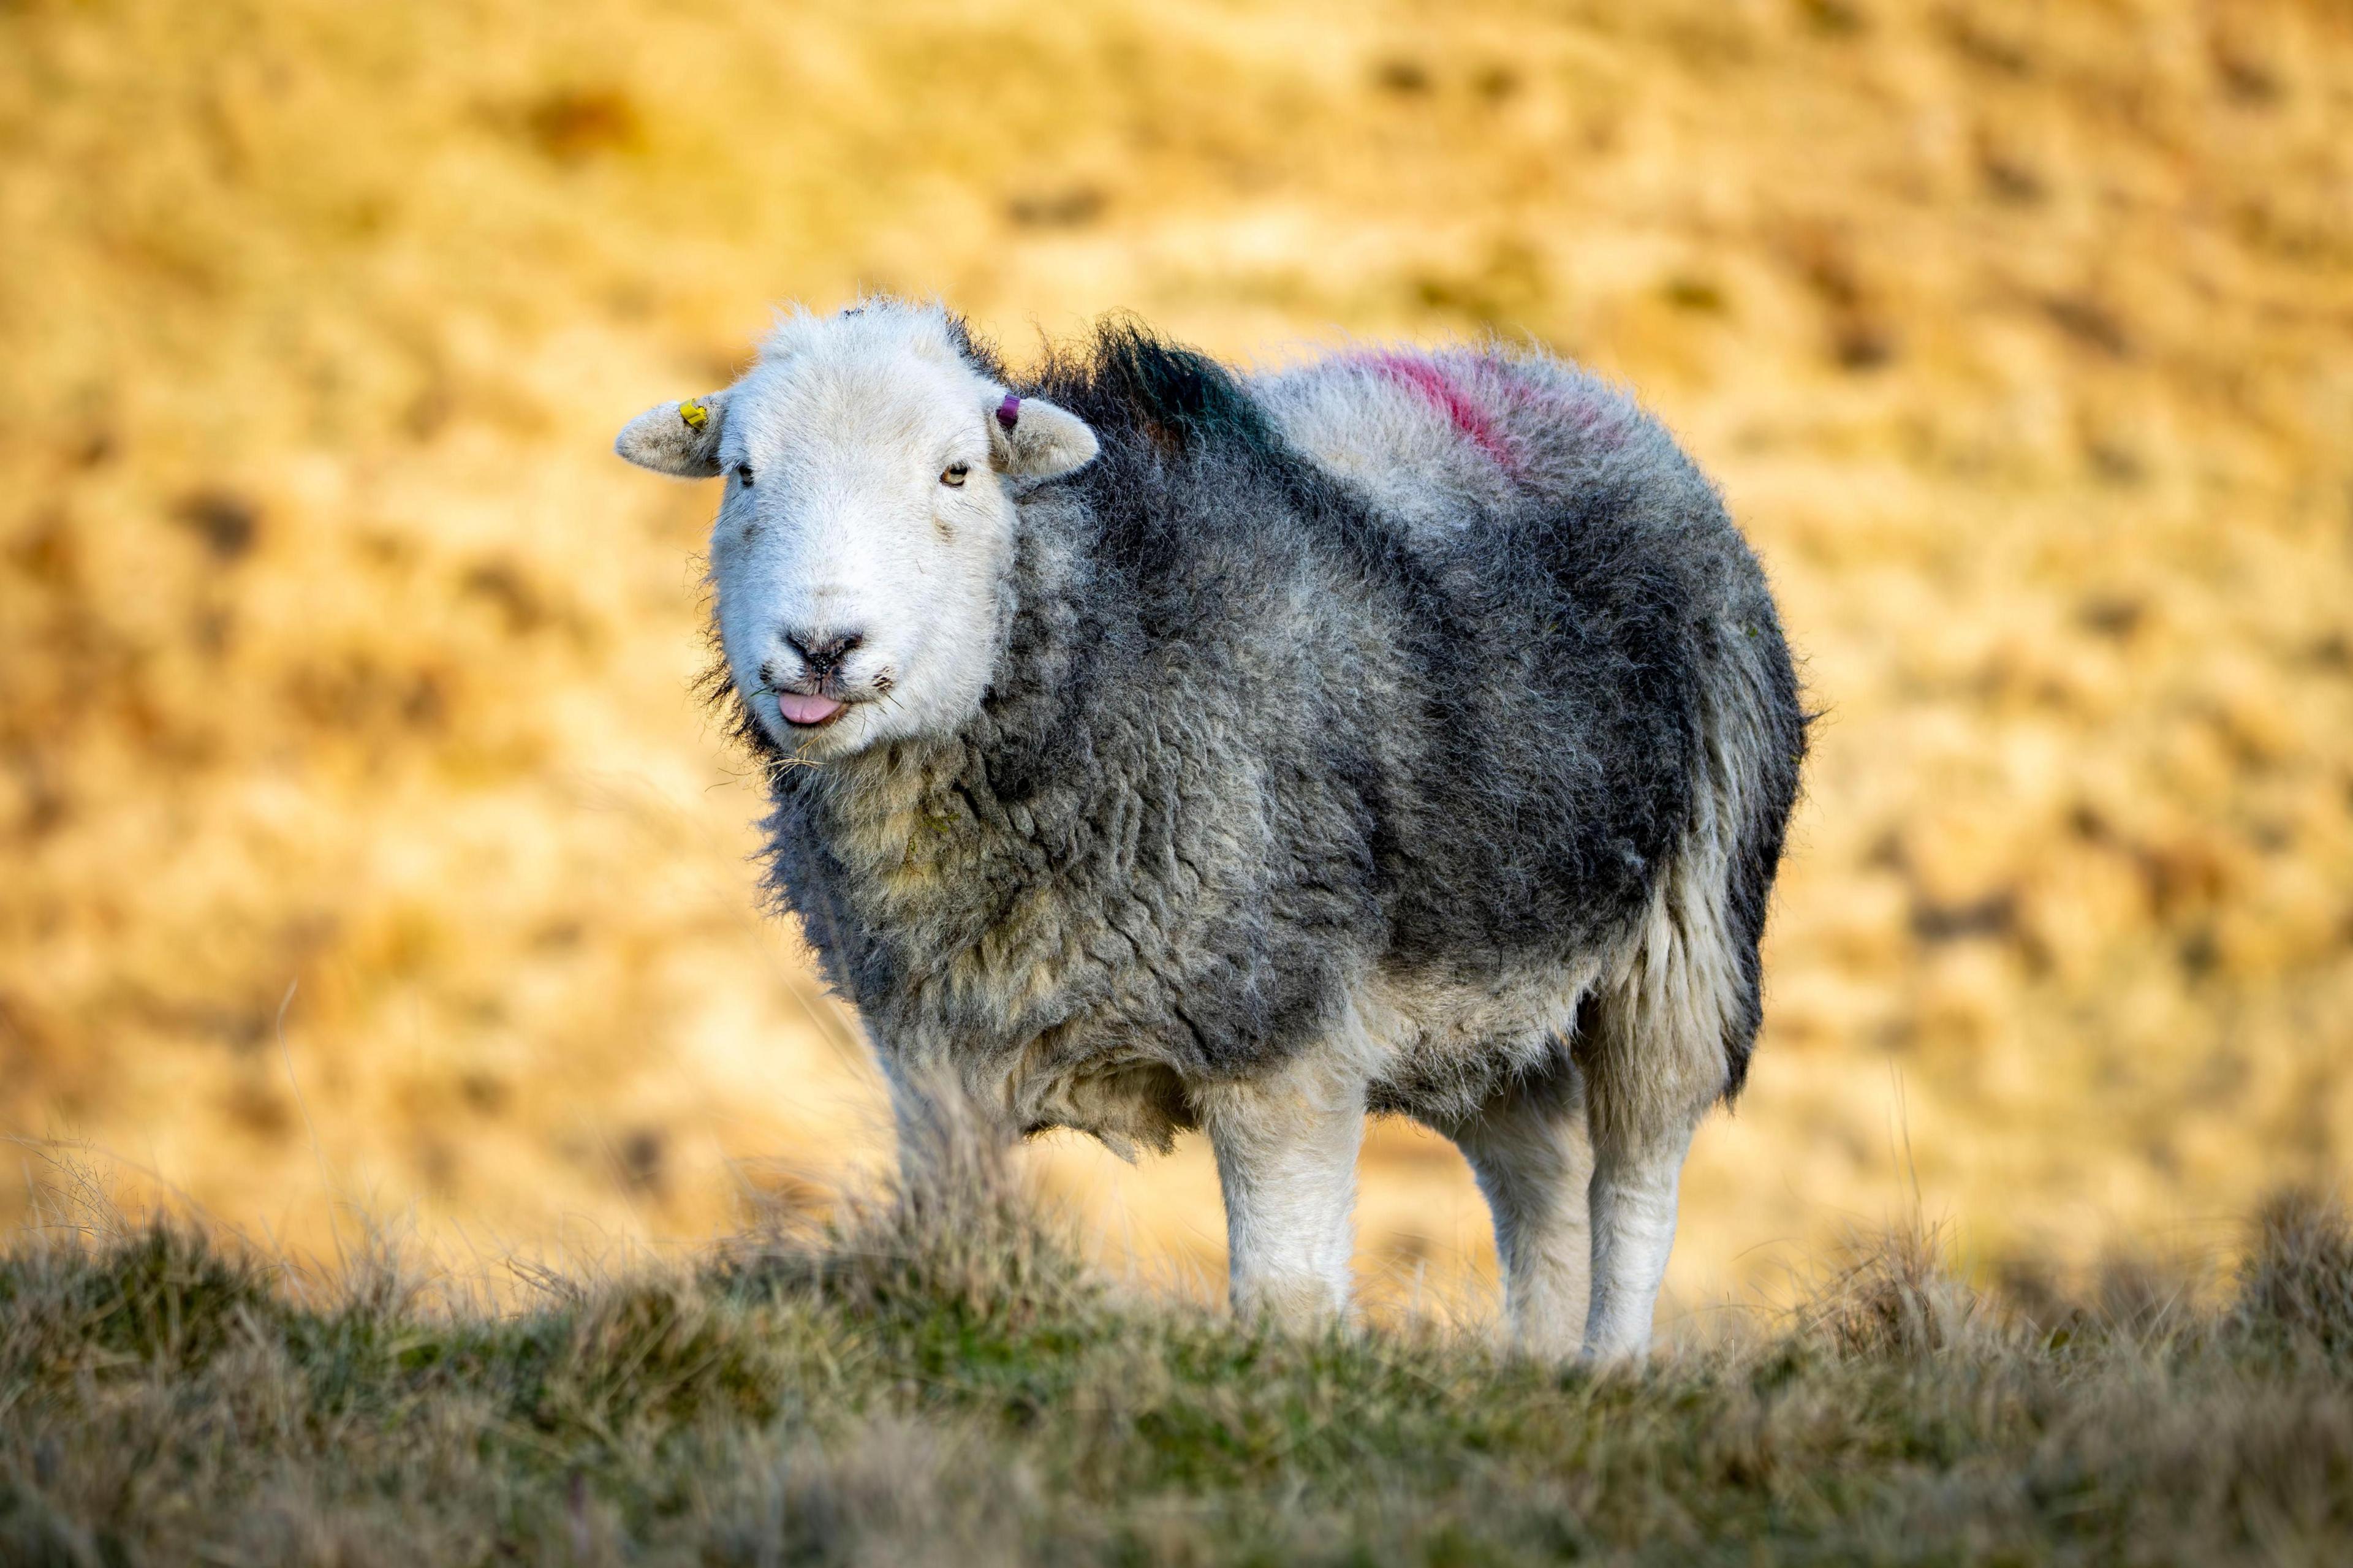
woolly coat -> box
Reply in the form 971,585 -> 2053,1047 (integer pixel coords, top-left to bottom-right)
724,325 -> 1805,1152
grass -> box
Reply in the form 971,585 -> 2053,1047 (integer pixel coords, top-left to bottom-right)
6,1164 -> 2352,1566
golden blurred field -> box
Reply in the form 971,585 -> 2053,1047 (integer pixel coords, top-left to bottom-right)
3,0 -> 2349,1320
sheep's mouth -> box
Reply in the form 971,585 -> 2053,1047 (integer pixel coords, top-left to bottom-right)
778,692 -> 848,729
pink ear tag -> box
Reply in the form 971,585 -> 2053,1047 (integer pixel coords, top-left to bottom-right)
996,393 -> 1021,431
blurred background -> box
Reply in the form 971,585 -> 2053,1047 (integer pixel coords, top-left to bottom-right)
3,0 -> 2349,1319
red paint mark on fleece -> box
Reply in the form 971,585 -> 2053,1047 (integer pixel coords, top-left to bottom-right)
1364,352 -> 1519,472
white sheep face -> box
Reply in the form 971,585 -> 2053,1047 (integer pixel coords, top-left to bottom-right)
615,305 -> 1097,759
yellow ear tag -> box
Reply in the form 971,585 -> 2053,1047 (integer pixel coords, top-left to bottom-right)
678,398 -> 708,431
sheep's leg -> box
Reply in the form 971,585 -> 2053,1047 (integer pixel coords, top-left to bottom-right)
880,1054 -> 1007,1194
1440,1064 -> 1594,1359
1577,858 -> 1741,1360
1582,1115 -> 1698,1360
1197,1058 -> 1366,1326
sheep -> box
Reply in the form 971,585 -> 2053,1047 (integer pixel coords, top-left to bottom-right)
615,300 -> 1806,1358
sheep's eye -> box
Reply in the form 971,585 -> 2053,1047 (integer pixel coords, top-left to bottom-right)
734,463 -> 754,487
940,462 -> 969,488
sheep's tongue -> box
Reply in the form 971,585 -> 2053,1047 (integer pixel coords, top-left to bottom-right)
778,692 -> 843,726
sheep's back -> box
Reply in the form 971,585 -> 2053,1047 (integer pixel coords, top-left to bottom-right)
1246,347 -> 1790,981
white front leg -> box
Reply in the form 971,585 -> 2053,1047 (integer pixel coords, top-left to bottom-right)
1196,1060 -> 1366,1325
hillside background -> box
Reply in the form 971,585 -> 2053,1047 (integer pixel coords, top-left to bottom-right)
2,0 -> 2348,1319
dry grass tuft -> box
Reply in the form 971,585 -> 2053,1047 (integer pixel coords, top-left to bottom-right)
713,1112 -> 1098,1330
1802,1218 -> 1991,1360
2232,1186 -> 2353,1362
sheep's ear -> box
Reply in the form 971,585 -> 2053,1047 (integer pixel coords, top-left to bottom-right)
615,390 -> 730,477
986,392 -> 1098,480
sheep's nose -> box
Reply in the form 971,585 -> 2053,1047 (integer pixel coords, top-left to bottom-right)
782,629 -> 864,678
